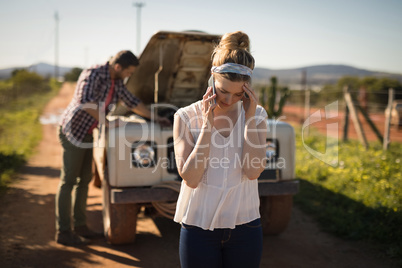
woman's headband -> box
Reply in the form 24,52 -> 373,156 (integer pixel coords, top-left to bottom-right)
211,63 -> 253,77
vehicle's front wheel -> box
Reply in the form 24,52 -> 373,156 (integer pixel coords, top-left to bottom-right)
260,195 -> 293,235
92,159 -> 101,188
102,178 -> 141,244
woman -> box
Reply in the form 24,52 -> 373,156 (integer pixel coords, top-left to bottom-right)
173,31 -> 268,268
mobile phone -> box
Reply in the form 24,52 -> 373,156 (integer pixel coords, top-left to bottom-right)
208,75 -> 216,104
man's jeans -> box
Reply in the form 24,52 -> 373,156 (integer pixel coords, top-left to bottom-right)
179,218 -> 263,268
55,128 -> 93,232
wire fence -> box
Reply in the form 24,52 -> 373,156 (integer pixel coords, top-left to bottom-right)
286,89 -> 402,114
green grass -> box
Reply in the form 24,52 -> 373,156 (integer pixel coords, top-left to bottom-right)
0,78 -> 61,192
294,127 -> 402,263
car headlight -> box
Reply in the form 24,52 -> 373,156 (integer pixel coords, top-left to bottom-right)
131,142 -> 157,168
265,140 -> 277,161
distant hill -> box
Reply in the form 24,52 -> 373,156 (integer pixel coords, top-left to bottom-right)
1,63 -> 401,88
253,64 -> 402,89
0,62 -> 72,79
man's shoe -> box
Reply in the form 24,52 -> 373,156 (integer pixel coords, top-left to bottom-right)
74,225 -> 104,238
56,230 -> 90,246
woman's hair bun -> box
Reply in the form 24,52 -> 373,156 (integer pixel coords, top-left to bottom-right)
219,31 -> 250,51
211,31 -> 255,79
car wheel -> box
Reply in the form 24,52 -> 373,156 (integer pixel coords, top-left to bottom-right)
260,195 -> 293,235
92,159 -> 101,188
102,177 -> 141,244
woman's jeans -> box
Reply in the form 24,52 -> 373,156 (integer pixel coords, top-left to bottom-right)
55,127 -> 93,232
179,218 -> 263,268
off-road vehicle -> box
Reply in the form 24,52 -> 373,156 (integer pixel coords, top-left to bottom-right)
93,30 -> 299,244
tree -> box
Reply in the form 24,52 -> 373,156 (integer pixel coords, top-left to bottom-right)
11,68 -> 27,78
64,67 -> 83,82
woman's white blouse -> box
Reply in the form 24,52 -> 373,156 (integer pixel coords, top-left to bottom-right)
174,101 -> 268,230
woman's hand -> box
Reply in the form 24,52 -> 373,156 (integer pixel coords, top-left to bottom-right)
242,83 -> 258,119
201,86 -> 217,129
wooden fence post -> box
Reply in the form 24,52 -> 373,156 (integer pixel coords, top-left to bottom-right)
356,104 -> 383,143
304,88 -> 311,136
344,88 -> 368,149
383,88 -> 394,150
343,86 -> 349,141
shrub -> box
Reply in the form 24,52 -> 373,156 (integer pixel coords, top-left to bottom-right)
0,78 -> 61,193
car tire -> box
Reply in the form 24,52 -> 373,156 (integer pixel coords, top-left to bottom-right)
92,159 -> 101,188
260,195 -> 293,235
102,177 -> 141,244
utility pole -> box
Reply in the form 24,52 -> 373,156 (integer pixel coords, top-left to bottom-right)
133,2 -> 145,55
54,11 -> 59,79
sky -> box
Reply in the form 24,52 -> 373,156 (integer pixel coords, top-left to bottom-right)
1,0 -> 402,74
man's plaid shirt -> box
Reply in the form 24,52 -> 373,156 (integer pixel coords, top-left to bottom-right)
60,62 -> 140,146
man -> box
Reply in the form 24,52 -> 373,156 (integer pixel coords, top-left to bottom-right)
56,50 -> 169,245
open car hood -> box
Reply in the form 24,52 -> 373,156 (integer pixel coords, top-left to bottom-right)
123,31 -> 221,112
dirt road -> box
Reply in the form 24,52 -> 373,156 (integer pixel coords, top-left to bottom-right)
0,83 -> 398,268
